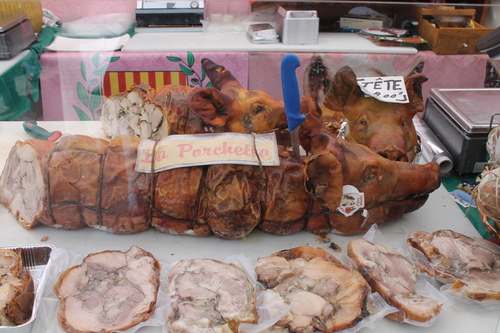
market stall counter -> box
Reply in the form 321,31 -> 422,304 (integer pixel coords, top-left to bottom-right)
0,121 -> 499,332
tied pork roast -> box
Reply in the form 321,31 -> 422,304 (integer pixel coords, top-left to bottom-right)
408,229 -> 500,301
54,246 -> 160,333
255,246 -> 370,332
347,238 -> 443,323
0,248 -> 35,326
0,135 -> 309,239
167,258 -> 257,333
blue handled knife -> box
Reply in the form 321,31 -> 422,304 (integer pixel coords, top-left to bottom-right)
281,54 -> 306,160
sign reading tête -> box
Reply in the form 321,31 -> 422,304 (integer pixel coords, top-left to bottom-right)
357,76 -> 408,104
136,132 -> 280,173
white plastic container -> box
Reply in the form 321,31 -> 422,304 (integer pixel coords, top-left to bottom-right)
275,6 -> 319,45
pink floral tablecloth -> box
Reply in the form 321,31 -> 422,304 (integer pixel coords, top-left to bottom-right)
40,51 -> 248,121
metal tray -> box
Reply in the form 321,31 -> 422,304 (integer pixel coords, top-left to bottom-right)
429,88 -> 500,134
0,245 -> 54,332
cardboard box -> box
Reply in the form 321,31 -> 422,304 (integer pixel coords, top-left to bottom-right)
409,6 -> 493,54
339,16 -> 384,32
420,18 -> 493,54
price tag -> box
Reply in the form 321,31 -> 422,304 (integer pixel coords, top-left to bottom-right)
337,185 -> 365,217
357,76 -> 408,104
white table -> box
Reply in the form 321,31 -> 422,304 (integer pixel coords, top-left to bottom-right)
122,32 -> 418,54
0,121 -> 498,333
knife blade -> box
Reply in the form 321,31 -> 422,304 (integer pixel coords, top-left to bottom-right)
281,54 -> 306,160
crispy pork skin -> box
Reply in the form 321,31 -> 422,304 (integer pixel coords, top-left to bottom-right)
54,246 -> 160,333
259,149 -> 310,235
167,258 -> 257,333
96,136 -> 152,234
256,246 -> 369,332
347,238 -> 442,323
0,249 -> 35,326
408,229 -> 500,301
152,166 -> 212,236
299,113 -> 441,236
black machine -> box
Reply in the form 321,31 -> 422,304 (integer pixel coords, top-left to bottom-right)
135,0 -> 204,32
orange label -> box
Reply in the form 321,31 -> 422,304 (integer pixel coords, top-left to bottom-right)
136,132 -> 279,173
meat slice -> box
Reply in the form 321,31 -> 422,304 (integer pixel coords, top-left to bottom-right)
408,229 -> 500,301
256,246 -> 370,332
0,248 -> 35,326
347,238 -> 443,323
167,258 -> 258,333
54,246 -> 160,333
101,83 -> 169,141
0,139 -> 55,229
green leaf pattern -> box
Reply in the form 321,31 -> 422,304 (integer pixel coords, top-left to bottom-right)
73,53 -> 119,120
166,52 -> 211,87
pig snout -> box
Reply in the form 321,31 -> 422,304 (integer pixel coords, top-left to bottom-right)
377,146 -> 408,162
368,133 -> 409,162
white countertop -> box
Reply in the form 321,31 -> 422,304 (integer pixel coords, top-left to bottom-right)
0,121 -> 498,333
122,32 -> 418,54
0,50 -> 30,76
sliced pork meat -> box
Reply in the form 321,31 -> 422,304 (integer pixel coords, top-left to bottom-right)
0,139 -> 55,229
54,246 -> 160,333
101,83 -> 168,141
0,248 -> 35,326
167,258 -> 257,333
408,229 -> 500,301
347,238 -> 442,323
256,246 -> 370,332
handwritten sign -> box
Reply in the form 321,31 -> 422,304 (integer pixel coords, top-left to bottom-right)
357,76 -> 408,104
136,132 -> 280,173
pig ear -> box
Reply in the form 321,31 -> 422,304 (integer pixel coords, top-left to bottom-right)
405,73 -> 428,114
305,151 -> 344,212
201,58 -> 242,90
188,87 -> 231,127
323,66 -> 363,112
302,53 -> 335,106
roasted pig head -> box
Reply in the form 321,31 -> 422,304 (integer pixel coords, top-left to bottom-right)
299,114 -> 440,236
102,59 -> 290,139
323,65 -> 427,162
187,58 -> 289,134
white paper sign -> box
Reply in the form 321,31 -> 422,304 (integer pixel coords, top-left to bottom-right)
136,132 -> 280,173
357,76 -> 408,104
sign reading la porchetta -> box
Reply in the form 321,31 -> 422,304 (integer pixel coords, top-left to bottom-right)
135,132 -> 280,173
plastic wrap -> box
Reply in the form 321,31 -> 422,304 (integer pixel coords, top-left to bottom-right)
163,253 -> 289,333
344,225 -> 454,328
31,247 -> 168,333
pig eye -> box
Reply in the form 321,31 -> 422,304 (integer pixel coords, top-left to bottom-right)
364,173 -> 376,182
254,105 -> 265,115
357,115 -> 368,127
